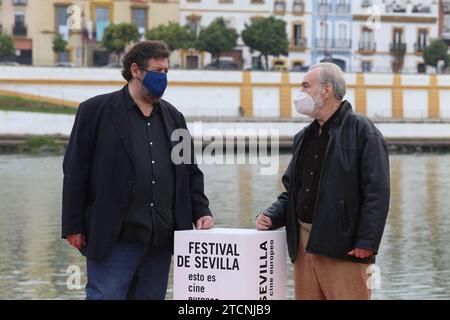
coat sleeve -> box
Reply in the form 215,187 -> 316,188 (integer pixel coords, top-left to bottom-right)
263,135 -> 299,229
61,102 -> 92,238
179,114 -> 213,222
355,132 -> 391,254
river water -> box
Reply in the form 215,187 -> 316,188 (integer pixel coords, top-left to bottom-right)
0,153 -> 449,300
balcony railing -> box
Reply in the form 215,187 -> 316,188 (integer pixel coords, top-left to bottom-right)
12,0 -> 27,5
335,38 -> 352,48
315,38 -> 351,49
361,0 -> 373,8
292,37 -> 307,49
336,3 -> 351,14
414,42 -> 427,52
315,38 -> 332,48
390,42 -> 407,52
358,41 -> 376,52
318,3 -> 332,14
12,24 -> 27,37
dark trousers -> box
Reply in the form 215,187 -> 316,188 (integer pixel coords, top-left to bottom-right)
86,242 -> 171,300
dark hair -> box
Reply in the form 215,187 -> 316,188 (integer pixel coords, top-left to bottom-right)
121,40 -> 170,81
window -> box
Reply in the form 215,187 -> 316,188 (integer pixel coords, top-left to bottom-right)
95,7 -> 110,42
361,61 -> 372,72
55,5 -> 69,38
412,4 -> 431,13
416,29 -> 428,52
393,28 -> 404,44
391,28 -> 406,52
13,12 -> 26,36
293,24 -> 304,47
359,29 -> 375,51
319,21 -> 329,39
224,17 -> 235,29
293,0 -> 304,14
274,0 -> 285,14
14,12 -> 25,26
338,24 -> 347,40
336,0 -> 349,14
318,0 -> 331,13
186,15 -> 201,36
445,14 -> 450,34
361,0 -> 372,8
132,8 -> 148,35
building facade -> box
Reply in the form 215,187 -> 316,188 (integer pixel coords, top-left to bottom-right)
311,0 -> 353,72
0,0 -> 180,66
352,0 -> 439,74
179,0 -> 312,71
440,0 -> 450,46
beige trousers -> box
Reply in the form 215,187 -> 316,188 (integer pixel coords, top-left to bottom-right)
293,222 -> 371,300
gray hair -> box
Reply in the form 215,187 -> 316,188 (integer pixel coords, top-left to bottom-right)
308,63 -> 346,101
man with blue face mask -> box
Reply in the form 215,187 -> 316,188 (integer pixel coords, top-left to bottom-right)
256,63 -> 390,300
62,41 -> 214,300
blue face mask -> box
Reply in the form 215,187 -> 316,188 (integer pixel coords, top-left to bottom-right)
141,71 -> 168,98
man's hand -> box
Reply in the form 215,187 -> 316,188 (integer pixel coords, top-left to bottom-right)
256,213 -> 272,230
196,216 -> 215,230
348,248 -> 373,259
67,234 -> 86,250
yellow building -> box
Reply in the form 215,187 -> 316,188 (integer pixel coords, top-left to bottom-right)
0,0 -> 180,66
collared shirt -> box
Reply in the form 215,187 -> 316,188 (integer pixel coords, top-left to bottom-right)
119,85 -> 176,247
295,103 -> 342,224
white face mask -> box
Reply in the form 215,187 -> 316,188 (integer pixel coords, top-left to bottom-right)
293,90 -> 325,117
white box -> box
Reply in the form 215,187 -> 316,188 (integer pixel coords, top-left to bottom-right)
173,228 -> 287,300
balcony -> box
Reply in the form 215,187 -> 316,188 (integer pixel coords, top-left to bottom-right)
414,42 -> 427,53
358,41 -> 376,52
318,3 -> 332,14
315,38 -> 332,48
291,37 -> 308,50
361,0 -> 373,8
334,39 -> 351,48
315,38 -> 351,49
336,3 -> 351,14
13,24 -> 27,37
390,42 -> 407,53
292,1 -> 304,15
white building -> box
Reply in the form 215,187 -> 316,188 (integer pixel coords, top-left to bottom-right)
352,0 -> 439,74
179,0 -> 312,71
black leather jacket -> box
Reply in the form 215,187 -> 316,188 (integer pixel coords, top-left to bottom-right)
265,101 -> 390,264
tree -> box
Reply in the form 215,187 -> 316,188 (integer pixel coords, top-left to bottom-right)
423,39 -> 450,70
196,18 -> 238,65
0,33 -> 15,60
52,34 -> 68,55
101,23 -> 140,63
241,16 -> 289,71
145,22 -> 195,51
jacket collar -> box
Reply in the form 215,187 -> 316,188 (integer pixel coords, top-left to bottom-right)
305,100 -> 353,134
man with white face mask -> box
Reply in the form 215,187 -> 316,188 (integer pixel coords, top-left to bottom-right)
256,63 -> 390,300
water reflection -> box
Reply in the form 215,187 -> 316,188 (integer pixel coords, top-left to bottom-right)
0,154 -> 449,299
